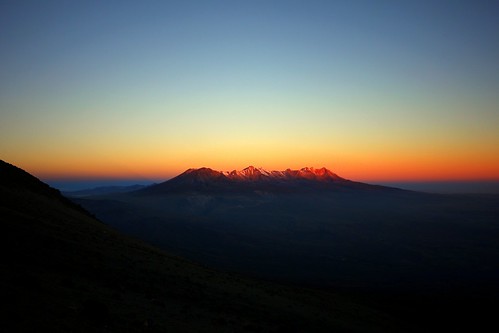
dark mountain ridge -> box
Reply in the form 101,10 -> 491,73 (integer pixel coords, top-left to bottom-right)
0,160 -> 92,216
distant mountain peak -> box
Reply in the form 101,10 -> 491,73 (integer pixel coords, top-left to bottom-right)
184,167 -> 219,175
177,167 -> 226,184
223,165 -> 272,180
297,166 -> 339,179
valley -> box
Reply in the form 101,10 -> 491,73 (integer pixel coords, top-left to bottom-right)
71,166 -> 499,331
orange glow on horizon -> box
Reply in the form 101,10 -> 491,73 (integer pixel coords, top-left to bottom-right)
12,150 -> 499,183
5,125 -> 499,183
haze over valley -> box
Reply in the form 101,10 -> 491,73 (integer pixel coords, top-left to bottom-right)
72,166 -> 499,290
68,165 -> 499,330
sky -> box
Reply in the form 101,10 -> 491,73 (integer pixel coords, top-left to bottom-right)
1,0 -> 499,184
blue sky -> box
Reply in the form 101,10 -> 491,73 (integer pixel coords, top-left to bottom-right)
1,1 -> 499,182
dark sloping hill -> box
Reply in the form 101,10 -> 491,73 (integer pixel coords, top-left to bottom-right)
0,160 -> 398,332
0,160 -> 91,216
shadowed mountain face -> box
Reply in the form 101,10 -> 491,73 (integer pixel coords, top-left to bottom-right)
1,160 -> 402,332
140,166 -> 393,194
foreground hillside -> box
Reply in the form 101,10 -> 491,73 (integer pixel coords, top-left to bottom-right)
0,160 -> 398,332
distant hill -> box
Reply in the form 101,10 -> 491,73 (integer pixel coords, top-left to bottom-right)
64,184 -> 147,197
0,159 -> 398,332
138,166 -> 398,194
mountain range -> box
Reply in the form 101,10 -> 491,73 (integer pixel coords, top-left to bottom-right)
220,166 -> 343,181
140,166 -> 394,194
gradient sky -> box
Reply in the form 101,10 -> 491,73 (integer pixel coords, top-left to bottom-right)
1,0 -> 499,182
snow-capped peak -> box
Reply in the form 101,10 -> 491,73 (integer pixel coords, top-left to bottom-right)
215,166 -> 341,182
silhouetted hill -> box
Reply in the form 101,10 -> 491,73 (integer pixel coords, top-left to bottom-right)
139,166 -> 398,194
0,160 -> 91,215
0,160 -> 399,332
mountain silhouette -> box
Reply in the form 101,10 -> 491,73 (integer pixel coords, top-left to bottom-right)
139,166 -> 395,194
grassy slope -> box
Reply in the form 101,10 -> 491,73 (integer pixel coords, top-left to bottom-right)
0,161 -> 399,333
